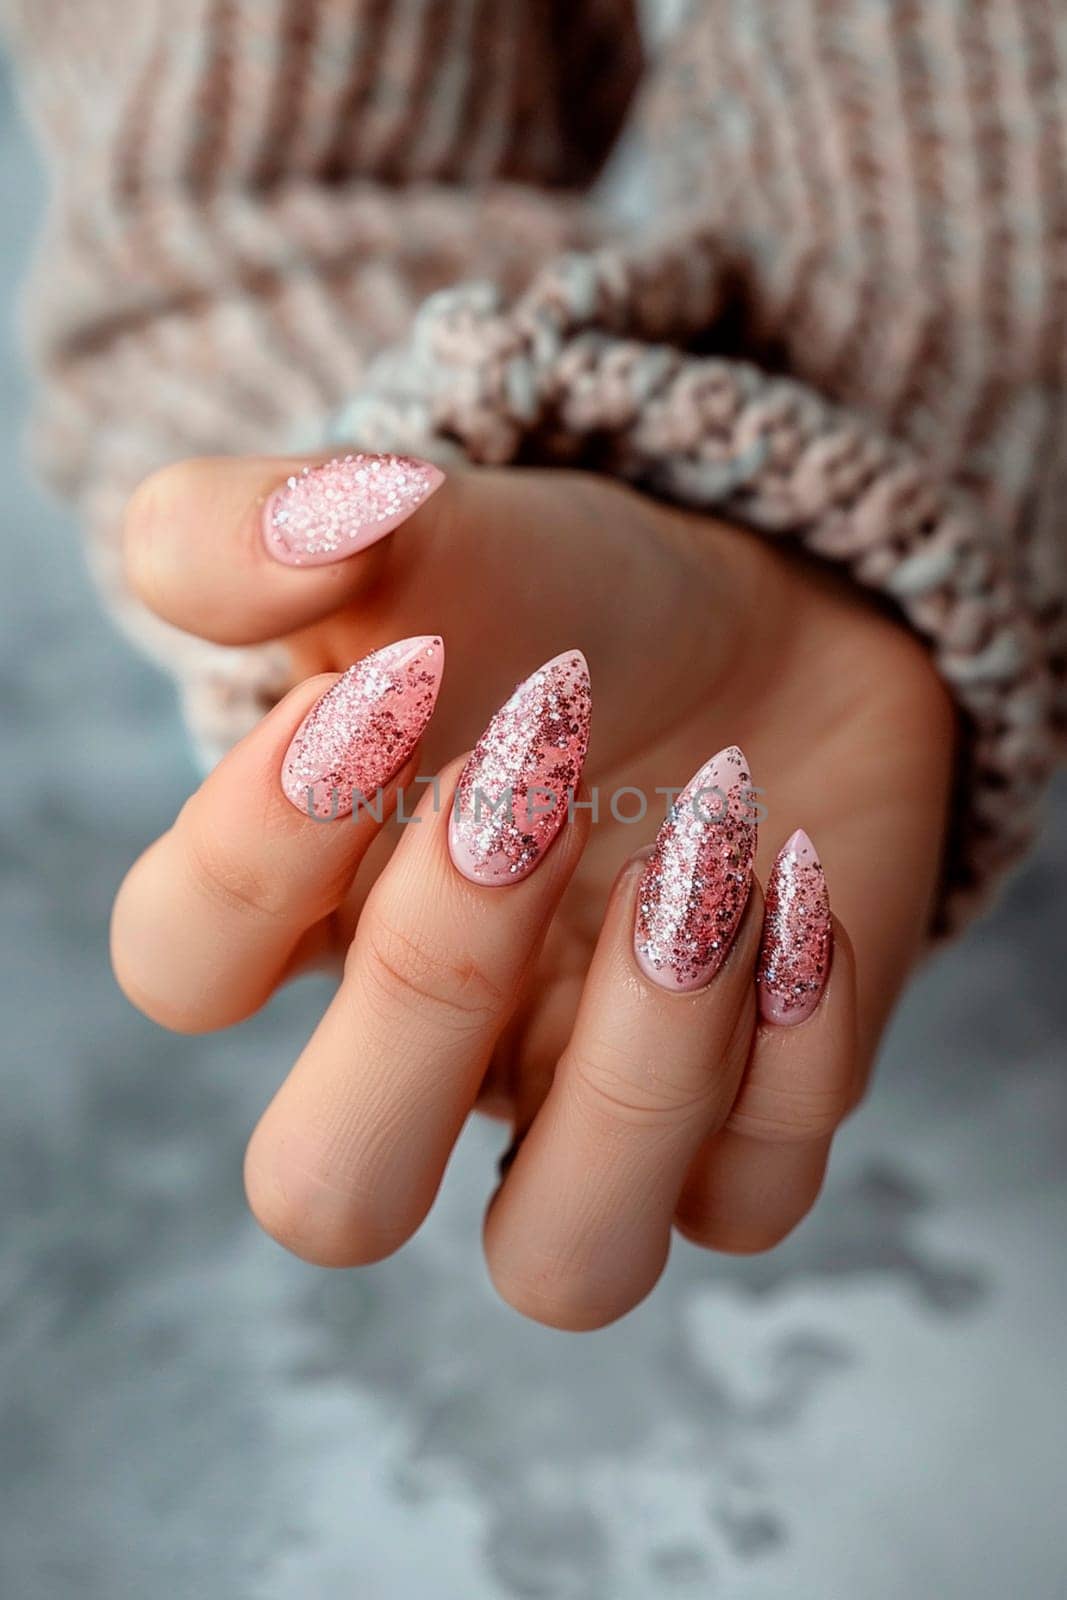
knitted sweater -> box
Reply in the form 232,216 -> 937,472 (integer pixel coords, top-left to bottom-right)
4,0 -> 1064,931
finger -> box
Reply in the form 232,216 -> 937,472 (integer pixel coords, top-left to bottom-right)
123,452 -> 445,646
484,859 -> 765,1330
485,747 -> 766,1329
676,832 -> 857,1254
244,651 -> 593,1268
111,637 -> 444,1032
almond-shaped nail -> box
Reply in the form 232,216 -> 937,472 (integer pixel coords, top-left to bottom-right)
635,746 -> 757,992
449,650 -> 591,885
263,453 -> 444,566
757,829 -> 832,1025
281,636 -> 443,819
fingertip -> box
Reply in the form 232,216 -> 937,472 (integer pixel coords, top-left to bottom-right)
483,1228 -> 664,1332
675,1130 -> 833,1255
123,455 -> 292,643
123,456 -> 203,620
243,1114 -> 427,1269
123,452 -> 434,645
110,834 -> 264,1032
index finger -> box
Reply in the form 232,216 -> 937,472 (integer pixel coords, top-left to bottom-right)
111,636 -> 444,1032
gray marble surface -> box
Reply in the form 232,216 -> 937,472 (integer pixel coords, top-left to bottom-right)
2,53 -> 1066,1600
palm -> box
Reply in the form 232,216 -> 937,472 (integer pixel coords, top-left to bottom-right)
287,468 -> 954,1110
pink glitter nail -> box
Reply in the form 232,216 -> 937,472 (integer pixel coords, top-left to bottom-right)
281,636 -> 444,820
634,746 -> 757,992
757,828 -> 832,1025
263,453 -> 444,566
449,650 -> 591,885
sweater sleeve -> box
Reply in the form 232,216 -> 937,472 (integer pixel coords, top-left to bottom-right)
2,0 -> 641,754
331,0 -> 1065,933
8,1 -> 1063,930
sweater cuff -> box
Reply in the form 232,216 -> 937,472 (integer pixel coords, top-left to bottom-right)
323,235 -> 1057,935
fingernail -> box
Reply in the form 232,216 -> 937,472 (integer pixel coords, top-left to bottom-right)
757,828 -> 832,1025
281,636 -> 444,819
449,650 -> 591,885
263,453 -> 444,566
634,745 -> 757,992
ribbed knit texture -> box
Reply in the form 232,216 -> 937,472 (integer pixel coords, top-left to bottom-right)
4,0 -> 1065,928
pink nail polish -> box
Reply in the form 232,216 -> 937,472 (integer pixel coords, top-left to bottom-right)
449,650 -> 591,885
757,828 -> 832,1025
281,636 -> 444,819
263,453 -> 444,566
635,746 -> 757,992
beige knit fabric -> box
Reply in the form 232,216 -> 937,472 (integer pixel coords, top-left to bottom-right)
4,0 -> 1065,929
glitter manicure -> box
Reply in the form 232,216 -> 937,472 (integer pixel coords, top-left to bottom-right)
757,828 -> 832,1025
449,650 -> 591,885
634,746 -> 757,992
281,636 -> 444,820
263,453 -> 444,566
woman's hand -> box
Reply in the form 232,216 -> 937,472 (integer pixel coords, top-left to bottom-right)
111,455 -> 955,1327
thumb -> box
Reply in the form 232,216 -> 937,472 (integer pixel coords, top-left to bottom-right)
124,450 -> 447,647
124,449 -> 763,765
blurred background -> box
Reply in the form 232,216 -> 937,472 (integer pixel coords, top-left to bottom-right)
2,41 -> 1066,1600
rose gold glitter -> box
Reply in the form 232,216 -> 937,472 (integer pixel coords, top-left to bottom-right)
263,453 -> 444,566
634,745 -> 757,992
757,828 -> 832,1025
281,636 -> 444,819
449,650 -> 591,885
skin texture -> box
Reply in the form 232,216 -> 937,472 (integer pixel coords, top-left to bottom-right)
112,460 -> 955,1328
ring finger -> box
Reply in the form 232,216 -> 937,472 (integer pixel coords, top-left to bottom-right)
484,746 -> 765,1330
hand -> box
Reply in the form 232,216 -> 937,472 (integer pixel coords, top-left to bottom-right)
112,455 -> 955,1327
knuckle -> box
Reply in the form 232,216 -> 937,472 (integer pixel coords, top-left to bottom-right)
244,1149 -> 411,1269
247,1198 -> 402,1269
109,854 -> 227,1033
724,1076 -> 850,1145
110,948 -> 189,1033
566,1041 -> 716,1134
181,808 -> 290,923
675,1149 -> 828,1255
357,917 -> 507,1029
250,1202 -> 402,1268
676,1210 -> 803,1255
112,962 -> 215,1035
487,1260 -> 623,1332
